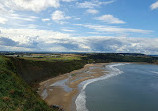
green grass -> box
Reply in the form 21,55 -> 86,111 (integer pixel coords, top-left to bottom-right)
20,55 -> 82,62
0,56 -> 9,69
0,56 -> 54,111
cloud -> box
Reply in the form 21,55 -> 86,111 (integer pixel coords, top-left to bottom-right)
74,17 -> 81,20
0,37 -> 18,46
150,1 -> 158,10
86,37 -> 158,54
0,28 -> 72,51
51,10 -> 71,24
61,29 -> 75,32
96,14 -> 125,24
0,0 -> 60,12
0,17 -> 8,24
77,0 -> 114,8
10,14 -> 38,22
0,27 -> 158,54
0,6 -> 39,27
75,24 -> 152,34
42,18 -> 50,22
86,9 -> 99,14
0,0 -> 157,54
62,0 -> 76,2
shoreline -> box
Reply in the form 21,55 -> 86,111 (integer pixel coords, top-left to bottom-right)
38,63 -> 109,111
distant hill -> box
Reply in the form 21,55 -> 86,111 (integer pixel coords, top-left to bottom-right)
83,53 -> 158,63
149,55 -> 158,57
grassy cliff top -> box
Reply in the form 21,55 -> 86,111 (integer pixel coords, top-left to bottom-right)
18,54 -> 83,62
0,56 -> 54,111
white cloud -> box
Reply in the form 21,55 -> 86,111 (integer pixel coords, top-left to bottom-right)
86,9 -> 99,14
52,10 -> 65,21
0,5 -> 39,27
62,0 -> 75,2
0,0 -> 60,12
0,17 -> 8,24
62,29 -> 75,32
96,14 -> 125,24
77,0 -> 114,8
0,27 -> 89,51
10,14 -> 38,21
42,18 -> 50,22
75,24 -> 152,34
151,1 -> 158,10
0,27 -> 71,44
0,1 -> 41,28
74,17 -> 81,20
0,27 -> 158,54
51,10 -> 71,24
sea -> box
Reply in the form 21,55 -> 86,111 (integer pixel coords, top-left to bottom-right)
75,63 -> 158,111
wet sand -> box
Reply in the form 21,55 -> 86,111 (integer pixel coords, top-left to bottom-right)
38,63 -> 108,111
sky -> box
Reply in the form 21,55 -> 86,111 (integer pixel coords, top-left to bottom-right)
0,0 -> 158,54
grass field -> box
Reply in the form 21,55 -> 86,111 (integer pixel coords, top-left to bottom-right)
20,54 -> 83,62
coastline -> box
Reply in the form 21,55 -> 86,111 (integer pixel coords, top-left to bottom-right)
38,63 -> 109,111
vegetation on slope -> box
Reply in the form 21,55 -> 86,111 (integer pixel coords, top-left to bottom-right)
0,56 -> 54,111
10,57 -> 86,84
84,53 -> 158,63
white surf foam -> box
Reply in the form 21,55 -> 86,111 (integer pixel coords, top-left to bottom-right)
75,63 -> 128,111
151,71 -> 158,74
41,89 -> 48,100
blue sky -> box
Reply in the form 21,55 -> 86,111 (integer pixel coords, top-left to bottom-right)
0,0 -> 158,54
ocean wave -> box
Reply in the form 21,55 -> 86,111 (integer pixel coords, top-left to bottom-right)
151,71 -> 158,74
75,63 -> 128,111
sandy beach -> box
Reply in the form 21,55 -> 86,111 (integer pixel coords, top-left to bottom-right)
38,63 -> 108,111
